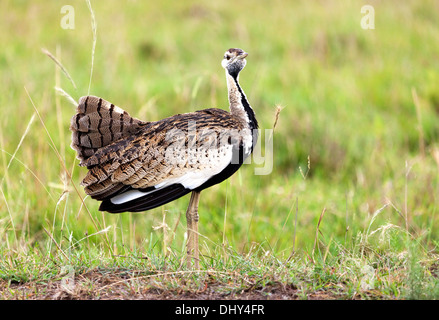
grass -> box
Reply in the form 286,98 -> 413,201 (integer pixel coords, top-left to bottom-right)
1,0 -> 439,299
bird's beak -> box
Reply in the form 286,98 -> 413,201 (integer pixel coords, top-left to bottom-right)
228,52 -> 248,65
237,52 -> 248,60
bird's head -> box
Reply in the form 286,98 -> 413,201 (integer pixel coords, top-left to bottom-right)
221,48 -> 248,78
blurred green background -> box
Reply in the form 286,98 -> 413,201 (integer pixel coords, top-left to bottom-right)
0,0 -> 438,258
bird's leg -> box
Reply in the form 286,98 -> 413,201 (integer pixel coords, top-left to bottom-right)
186,191 -> 201,269
186,205 -> 194,268
192,193 -> 200,269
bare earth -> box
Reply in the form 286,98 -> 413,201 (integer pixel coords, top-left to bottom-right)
1,268 -> 341,300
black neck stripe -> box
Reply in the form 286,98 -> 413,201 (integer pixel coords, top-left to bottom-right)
232,75 -> 259,130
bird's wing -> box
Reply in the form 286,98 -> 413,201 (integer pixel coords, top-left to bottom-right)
78,108 -> 247,213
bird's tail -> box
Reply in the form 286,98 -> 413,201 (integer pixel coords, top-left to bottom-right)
70,95 -> 147,165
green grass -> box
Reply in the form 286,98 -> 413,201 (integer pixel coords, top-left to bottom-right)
1,0 -> 439,299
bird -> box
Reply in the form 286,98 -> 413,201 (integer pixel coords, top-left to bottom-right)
70,48 -> 258,269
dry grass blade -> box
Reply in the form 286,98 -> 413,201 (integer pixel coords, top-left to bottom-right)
411,87 -> 425,158
43,226 -> 70,262
365,203 -> 390,241
312,207 -> 326,261
267,105 -> 283,142
0,184 -> 15,244
54,87 -> 77,107
0,149 -> 54,201
274,196 -> 296,253
68,226 -> 112,251
293,197 -> 299,255
272,105 -> 282,132
86,0 -> 97,95
299,155 -> 311,180
287,197 -> 299,262
41,48 -> 77,90
0,113 -> 35,186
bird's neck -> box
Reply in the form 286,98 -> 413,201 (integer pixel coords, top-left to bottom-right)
226,71 -> 258,130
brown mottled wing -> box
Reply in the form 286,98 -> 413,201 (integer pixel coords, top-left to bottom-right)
70,96 -> 148,165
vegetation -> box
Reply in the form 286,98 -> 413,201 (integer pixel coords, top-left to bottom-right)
0,0 -> 438,299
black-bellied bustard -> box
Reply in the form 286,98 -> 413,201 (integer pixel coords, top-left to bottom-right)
70,48 -> 258,269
